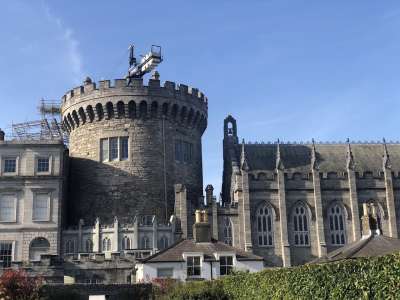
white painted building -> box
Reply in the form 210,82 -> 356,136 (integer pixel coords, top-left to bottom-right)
136,210 -> 264,282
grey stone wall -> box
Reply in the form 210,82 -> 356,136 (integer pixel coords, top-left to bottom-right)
61,77 -> 207,225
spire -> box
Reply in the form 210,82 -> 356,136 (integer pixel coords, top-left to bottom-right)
311,138 -> 318,170
382,138 -> 392,169
276,139 -> 284,170
346,138 -> 355,170
240,139 -> 249,171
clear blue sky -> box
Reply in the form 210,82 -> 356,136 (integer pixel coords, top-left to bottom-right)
1,1 -> 400,198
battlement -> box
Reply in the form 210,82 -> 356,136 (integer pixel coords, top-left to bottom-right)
61,78 -> 208,134
62,78 -> 207,108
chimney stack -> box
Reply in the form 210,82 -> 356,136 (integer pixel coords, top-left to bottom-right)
193,210 -> 211,243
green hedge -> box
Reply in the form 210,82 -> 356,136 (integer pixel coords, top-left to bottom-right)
164,252 -> 400,299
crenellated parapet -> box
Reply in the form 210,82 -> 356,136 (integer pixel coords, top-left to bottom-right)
61,77 -> 208,134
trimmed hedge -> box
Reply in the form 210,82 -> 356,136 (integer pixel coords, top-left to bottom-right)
164,252 -> 400,299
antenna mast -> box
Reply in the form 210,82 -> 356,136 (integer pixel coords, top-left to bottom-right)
126,44 -> 163,83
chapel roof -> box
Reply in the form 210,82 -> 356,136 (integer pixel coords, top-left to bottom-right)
234,142 -> 400,173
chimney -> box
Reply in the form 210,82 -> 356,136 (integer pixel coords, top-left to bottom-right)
192,210 -> 211,243
361,203 -> 381,238
0,129 -> 4,141
205,184 -> 214,206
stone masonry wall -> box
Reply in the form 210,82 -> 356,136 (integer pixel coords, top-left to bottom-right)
61,78 -> 207,225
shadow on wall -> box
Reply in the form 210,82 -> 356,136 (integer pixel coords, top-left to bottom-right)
66,157 -> 175,226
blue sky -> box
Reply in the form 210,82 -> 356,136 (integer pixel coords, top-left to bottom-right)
1,1 -> 400,198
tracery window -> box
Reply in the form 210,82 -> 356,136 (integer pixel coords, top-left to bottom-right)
102,237 -> 111,252
223,217 -> 233,246
122,236 -> 131,250
292,204 -> 310,246
328,203 -> 346,246
85,239 -> 93,253
158,236 -> 168,249
256,204 -> 273,246
65,239 -> 76,254
141,236 -> 150,249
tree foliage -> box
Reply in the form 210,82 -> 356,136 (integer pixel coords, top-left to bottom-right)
164,252 -> 400,299
0,269 -> 42,300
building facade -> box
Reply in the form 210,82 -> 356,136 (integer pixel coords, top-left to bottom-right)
214,115 -> 400,266
0,138 -> 66,265
1,65 -> 400,281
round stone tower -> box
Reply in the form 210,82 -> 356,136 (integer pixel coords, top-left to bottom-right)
61,74 -> 207,225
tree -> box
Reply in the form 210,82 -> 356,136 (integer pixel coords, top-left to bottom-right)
0,269 -> 42,300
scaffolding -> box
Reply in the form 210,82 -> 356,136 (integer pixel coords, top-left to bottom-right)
10,99 -> 67,143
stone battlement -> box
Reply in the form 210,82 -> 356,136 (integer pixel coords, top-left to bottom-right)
61,78 -> 207,109
61,78 -> 208,134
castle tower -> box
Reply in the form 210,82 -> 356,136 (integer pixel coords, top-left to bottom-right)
61,75 -> 207,224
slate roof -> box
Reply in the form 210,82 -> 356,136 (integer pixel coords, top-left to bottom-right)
235,143 -> 400,173
140,239 -> 263,263
312,235 -> 400,263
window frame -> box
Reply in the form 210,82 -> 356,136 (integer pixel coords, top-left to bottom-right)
328,203 -> 347,246
34,155 -> 52,175
0,194 -> 17,223
157,268 -> 173,278
1,156 -> 19,176
32,193 -> 51,222
219,256 -> 233,276
186,256 -> 201,278
292,204 -> 310,247
37,157 -> 50,173
0,241 -> 13,268
102,237 -> 111,252
223,217 -> 233,246
174,140 -> 194,163
100,136 -> 129,162
256,204 -> 274,247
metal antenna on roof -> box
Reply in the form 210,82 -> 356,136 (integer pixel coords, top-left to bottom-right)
126,44 -> 163,84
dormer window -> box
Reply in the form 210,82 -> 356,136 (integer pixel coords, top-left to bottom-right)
187,256 -> 201,277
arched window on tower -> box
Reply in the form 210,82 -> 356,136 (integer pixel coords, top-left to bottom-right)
256,204 -> 274,246
223,217 -> 233,246
122,236 -> 131,250
227,122 -> 234,136
85,239 -> 93,253
102,237 -> 111,252
328,203 -> 346,246
292,204 -> 310,246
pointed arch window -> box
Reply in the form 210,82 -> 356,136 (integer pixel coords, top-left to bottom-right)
85,239 -> 93,253
65,239 -> 76,254
292,204 -> 310,246
256,204 -> 274,246
223,217 -> 233,246
158,236 -> 168,249
141,236 -> 150,249
102,237 -> 111,252
122,236 -> 131,250
328,204 -> 346,246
